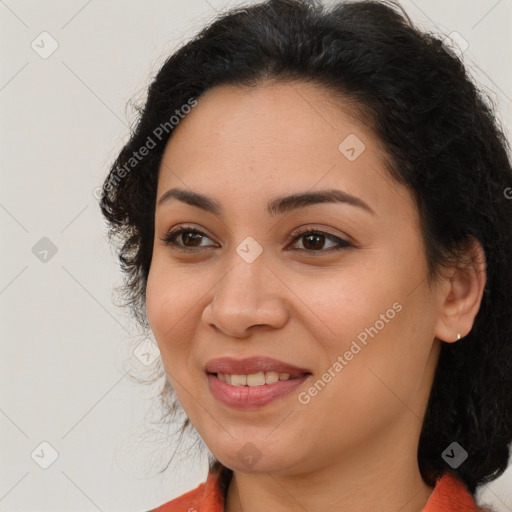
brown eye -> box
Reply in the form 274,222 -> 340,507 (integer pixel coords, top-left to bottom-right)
178,231 -> 203,247
161,227 -> 216,249
288,229 -> 352,253
300,233 -> 329,251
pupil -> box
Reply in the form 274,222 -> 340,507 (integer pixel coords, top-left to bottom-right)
184,232 -> 202,246
304,234 -> 324,250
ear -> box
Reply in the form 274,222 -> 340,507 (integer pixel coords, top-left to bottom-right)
434,237 -> 487,343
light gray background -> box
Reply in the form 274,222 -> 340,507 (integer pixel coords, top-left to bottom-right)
1,0 -> 511,511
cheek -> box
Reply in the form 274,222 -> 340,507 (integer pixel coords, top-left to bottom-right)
146,253 -> 191,331
145,266 -> 166,336
300,256 -> 433,404
145,267 -> 193,399
302,267 -> 391,346
145,263 -> 189,353
145,260 -> 208,369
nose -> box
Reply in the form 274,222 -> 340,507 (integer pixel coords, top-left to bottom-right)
202,255 -> 290,339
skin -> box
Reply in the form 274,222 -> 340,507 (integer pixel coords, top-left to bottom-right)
145,80 -> 486,512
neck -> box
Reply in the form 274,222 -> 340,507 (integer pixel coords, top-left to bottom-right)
224,415 -> 434,512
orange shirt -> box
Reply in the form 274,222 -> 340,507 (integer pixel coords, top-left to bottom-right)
149,469 -> 486,512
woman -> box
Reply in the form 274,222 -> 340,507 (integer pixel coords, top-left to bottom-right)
99,0 -> 512,510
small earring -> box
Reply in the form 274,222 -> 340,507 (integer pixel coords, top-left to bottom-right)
457,332 -> 461,341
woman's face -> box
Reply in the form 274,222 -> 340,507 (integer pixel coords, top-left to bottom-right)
146,80 -> 445,475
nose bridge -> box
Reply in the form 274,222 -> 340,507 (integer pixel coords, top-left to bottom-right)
204,246 -> 289,335
218,247 -> 272,311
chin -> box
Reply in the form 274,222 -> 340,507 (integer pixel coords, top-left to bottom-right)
210,436 -> 302,475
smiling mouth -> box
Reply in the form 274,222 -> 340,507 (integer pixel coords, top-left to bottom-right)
210,371 -> 306,386
206,368 -> 312,408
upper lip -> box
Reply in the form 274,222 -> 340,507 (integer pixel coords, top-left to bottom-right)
205,356 -> 312,377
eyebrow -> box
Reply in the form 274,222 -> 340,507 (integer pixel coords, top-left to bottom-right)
157,187 -> 375,217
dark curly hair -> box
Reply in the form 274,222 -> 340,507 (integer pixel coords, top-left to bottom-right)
100,0 -> 512,498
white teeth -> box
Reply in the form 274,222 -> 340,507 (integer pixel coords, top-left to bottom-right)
246,372 -> 266,386
217,371 -> 294,386
230,374 -> 246,386
265,371 -> 279,384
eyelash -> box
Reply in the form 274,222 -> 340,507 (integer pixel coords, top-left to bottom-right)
160,224 -> 353,255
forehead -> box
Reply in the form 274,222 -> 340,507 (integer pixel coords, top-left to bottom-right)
156,80 -> 412,220
165,80 -> 377,155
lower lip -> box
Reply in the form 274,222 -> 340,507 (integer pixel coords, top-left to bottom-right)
207,373 -> 310,409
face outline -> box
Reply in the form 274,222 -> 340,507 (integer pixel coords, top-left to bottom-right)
145,79 -> 446,479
